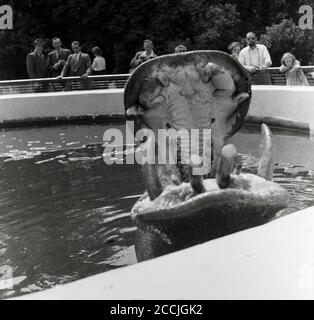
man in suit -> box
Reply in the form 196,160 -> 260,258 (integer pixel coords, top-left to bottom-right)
26,38 -> 50,92
58,41 -> 92,90
47,37 -> 71,77
26,38 -> 49,79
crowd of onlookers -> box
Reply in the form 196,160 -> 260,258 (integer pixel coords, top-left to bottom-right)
229,32 -> 309,86
26,32 -> 310,89
26,37 -> 106,90
128,33 -> 310,86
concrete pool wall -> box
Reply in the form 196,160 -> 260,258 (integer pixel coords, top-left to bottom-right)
0,89 -> 125,126
0,86 -> 314,132
247,86 -> 314,132
1,86 -> 314,299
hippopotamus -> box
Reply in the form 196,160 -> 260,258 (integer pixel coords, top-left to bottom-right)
124,50 -> 289,262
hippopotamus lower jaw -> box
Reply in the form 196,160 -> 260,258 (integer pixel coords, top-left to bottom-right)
132,173 -> 289,262
132,174 -> 289,222
131,124 -> 289,262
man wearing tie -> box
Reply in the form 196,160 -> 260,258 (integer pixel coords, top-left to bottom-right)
59,41 -> 92,90
47,37 -> 71,77
26,38 -> 49,79
26,38 -> 50,92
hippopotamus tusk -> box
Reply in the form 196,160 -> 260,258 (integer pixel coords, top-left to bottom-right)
216,144 -> 237,189
258,123 -> 275,181
188,155 -> 206,194
141,136 -> 182,201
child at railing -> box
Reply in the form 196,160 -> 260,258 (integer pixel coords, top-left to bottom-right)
279,53 -> 309,86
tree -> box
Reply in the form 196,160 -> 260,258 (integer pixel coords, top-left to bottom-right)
0,0 -> 313,79
259,19 -> 311,65
182,0 -> 240,50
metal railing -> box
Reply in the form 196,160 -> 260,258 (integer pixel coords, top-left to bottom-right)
1,66 -> 314,95
268,66 -> 314,86
0,74 -> 130,95
267,66 -> 314,72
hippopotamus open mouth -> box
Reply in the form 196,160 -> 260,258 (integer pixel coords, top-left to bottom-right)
124,51 -> 289,262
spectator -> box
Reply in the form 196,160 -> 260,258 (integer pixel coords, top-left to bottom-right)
26,38 -> 49,79
238,32 -> 272,85
47,37 -> 71,77
175,45 -> 187,53
58,41 -> 92,90
279,53 -> 309,86
130,39 -> 157,72
89,46 -> 106,75
228,42 -> 242,60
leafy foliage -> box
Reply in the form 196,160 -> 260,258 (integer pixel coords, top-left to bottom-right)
260,19 -> 311,65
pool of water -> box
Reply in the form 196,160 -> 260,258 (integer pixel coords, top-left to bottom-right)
0,123 -> 314,299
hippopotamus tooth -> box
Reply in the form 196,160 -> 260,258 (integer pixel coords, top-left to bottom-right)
131,171 -> 288,262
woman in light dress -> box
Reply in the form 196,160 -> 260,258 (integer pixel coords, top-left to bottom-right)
90,46 -> 106,75
279,53 -> 309,86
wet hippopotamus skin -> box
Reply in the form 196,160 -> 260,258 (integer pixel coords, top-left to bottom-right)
132,173 -> 288,261
124,50 -> 289,262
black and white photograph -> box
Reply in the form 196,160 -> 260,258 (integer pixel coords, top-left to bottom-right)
1,0 -> 314,306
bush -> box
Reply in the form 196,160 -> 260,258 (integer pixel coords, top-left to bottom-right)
259,19 -> 312,66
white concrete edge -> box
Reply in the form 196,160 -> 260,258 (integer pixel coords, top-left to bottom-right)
2,86 -> 314,133
251,85 -> 314,91
13,205 -> 314,300
0,88 -> 124,100
250,86 -> 314,135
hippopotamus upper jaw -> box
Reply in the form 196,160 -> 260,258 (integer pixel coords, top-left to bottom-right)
124,51 -> 252,197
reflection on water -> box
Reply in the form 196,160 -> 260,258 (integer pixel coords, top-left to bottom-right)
0,124 -> 314,299
229,125 -> 314,215
0,124 -> 143,299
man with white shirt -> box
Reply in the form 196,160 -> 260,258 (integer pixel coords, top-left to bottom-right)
130,39 -> 158,72
238,32 -> 272,84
